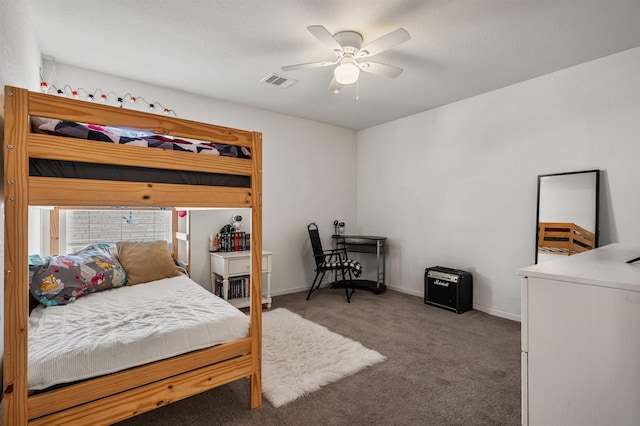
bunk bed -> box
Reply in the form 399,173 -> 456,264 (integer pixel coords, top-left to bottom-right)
537,222 -> 595,256
2,86 -> 263,425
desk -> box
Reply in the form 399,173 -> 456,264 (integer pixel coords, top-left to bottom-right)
209,251 -> 272,309
332,235 -> 387,294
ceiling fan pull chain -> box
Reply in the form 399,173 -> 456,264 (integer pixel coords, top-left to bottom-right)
356,79 -> 359,101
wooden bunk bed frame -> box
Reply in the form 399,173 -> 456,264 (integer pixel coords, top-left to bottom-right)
2,86 -> 263,425
537,222 -> 595,256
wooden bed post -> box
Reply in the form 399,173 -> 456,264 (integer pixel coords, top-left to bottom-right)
49,207 -> 60,255
171,208 -> 179,260
250,132 -> 263,408
3,86 -> 30,425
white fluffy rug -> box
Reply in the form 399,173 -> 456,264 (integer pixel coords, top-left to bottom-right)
261,308 -> 387,407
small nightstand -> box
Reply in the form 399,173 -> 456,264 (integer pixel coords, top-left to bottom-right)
209,251 -> 272,309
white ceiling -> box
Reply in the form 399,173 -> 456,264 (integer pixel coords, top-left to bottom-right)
28,0 -> 640,130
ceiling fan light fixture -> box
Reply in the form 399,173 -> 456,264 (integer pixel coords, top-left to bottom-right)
334,59 -> 360,85
282,25 -> 410,92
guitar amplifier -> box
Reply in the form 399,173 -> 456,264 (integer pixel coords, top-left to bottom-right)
424,266 -> 473,314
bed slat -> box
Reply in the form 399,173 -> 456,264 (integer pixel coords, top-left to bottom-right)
28,134 -> 252,176
28,338 -> 251,419
29,355 -> 253,426
28,90 -> 254,147
28,176 -> 252,208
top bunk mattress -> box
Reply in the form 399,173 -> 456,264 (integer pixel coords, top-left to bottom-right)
28,275 -> 250,390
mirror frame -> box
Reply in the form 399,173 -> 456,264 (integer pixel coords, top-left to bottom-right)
535,169 -> 600,264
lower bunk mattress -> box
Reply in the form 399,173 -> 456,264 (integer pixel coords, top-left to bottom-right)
28,275 -> 250,391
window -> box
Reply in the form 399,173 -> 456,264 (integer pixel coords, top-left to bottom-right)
62,209 -> 172,254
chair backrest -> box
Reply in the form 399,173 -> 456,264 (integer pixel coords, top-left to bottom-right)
307,223 -> 325,267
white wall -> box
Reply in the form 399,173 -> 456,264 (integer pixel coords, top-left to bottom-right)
357,47 -> 640,321
44,62 -> 358,297
0,2 -> 40,97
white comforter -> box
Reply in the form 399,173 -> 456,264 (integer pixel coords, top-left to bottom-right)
28,275 -> 250,390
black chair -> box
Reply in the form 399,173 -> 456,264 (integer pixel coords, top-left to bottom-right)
306,223 -> 362,303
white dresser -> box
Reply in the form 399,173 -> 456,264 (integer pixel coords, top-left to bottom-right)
518,244 -> 640,426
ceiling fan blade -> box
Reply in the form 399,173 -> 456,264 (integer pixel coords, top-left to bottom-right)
281,59 -> 338,72
307,25 -> 344,55
357,61 -> 404,78
356,28 -> 410,58
328,77 -> 342,93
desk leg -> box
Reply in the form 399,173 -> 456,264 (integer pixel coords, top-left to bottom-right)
376,241 -> 385,288
381,247 -> 386,286
376,242 -> 380,288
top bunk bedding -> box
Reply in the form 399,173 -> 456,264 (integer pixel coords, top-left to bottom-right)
29,117 -> 252,187
28,274 -> 250,390
34,118 -> 252,159
8,87 -> 261,193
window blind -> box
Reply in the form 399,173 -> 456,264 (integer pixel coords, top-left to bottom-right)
64,209 -> 172,253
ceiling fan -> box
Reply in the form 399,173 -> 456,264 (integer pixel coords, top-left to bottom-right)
281,25 -> 411,93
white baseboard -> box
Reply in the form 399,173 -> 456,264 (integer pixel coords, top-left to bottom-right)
270,286 -> 309,298
386,285 -> 422,298
272,283 -> 521,322
386,285 -> 521,322
271,280 -> 352,298
473,304 -> 521,322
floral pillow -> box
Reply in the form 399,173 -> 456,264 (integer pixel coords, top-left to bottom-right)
29,244 -> 127,306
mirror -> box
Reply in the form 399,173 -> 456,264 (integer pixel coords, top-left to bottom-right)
535,170 -> 599,263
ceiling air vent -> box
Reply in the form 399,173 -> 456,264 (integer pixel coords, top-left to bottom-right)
261,73 -> 298,89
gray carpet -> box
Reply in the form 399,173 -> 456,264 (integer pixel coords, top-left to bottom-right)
117,289 -> 521,426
